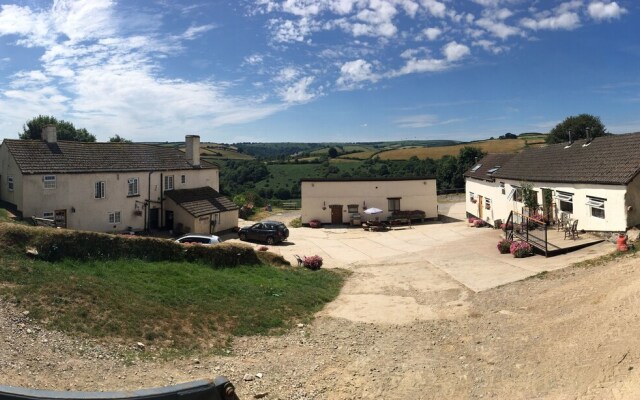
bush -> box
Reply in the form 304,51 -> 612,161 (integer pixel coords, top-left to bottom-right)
289,217 -> 302,228
497,239 -> 512,254
303,255 -> 323,270
510,241 -> 533,258
0,223 -> 261,268
473,219 -> 486,228
309,219 -> 322,228
500,223 -> 513,231
257,246 -> 269,251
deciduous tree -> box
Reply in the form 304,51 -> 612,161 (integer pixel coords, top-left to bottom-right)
546,114 -> 607,144
20,115 -> 96,142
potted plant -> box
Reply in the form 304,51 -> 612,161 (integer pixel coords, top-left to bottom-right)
497,239 -> 512,254
510,241 -> 533,258
309,219 -> 322,228
303,255 -> 323,270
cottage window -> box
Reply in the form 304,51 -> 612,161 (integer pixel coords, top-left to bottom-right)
388,198 -> 401,212
485,198 -> 491,210
95,181 -> 105,199
557,191 -> 573,213
7,176 -> 14,192
469,192 -> 475,202
108,211 -> 121,224
586,196 -> 606,219
43,175 -> 56,189
500,182 -> 505,195
507,186 -> 522,202
43,211 -> 54,220
347,204 -> 359,213
127,178 -> 139,196
181,175 -> 186,184
164,175 -> 174,191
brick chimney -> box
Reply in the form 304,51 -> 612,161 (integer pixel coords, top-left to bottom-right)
185,135 -> 200,167
42,125 -> 57,143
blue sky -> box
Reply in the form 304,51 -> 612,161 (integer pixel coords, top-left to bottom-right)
0,0 -> 637,143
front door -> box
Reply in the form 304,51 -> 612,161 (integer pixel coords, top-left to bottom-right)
54,209 -> 67,228
165,210 -> 174,230
330,205 -> 343,224
478,195 -> 484,219
149,208 -> 159,230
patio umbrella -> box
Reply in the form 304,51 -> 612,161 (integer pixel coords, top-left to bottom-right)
364,207 -> 383,215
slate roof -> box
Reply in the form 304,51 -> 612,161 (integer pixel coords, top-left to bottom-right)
467,133 -> 640,185
464,153 -> 516,182
164,187 -> 238,217
2,139 -> 217,174
300,176 -> 435,182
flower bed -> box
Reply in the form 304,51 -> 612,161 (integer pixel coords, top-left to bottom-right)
510,241 -> 533,258
497,239 -> 512,254
309,219 -> 322,228
303,255 -> 323,270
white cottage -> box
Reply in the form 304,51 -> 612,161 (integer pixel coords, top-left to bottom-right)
465,133 -> 640,232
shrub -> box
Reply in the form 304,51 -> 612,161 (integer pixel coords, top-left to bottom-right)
510,241 -> 533,258
309,219 -> 322,228
303,255 -> 323,270
468,217 -> 477,224
289,217 -> 302,228
497,239 -> 512,254
257,246 -> 269,251
473,219 -> 485,228
500,223 -> 513,231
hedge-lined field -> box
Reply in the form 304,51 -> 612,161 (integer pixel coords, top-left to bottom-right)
0,223 -> 346,351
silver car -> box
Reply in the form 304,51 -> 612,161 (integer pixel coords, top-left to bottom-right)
175,234 -> 221,245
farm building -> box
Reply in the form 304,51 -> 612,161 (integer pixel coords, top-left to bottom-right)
300,177 -> 437,225
465,133 -> 640,232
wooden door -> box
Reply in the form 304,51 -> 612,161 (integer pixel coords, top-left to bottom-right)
54,209 -> 67,228
478,195 -> 484,219
330,205 -> 343,224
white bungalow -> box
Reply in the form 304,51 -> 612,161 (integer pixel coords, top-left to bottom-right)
465,133 -> 640,232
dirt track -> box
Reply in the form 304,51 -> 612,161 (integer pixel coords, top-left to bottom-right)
2,251 -> 640,399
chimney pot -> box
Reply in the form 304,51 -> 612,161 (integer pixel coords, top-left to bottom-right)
185,135 -> 200,167
42,125 -> 57,143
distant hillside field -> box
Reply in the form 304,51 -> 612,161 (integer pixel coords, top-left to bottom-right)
377,137 -> 546,160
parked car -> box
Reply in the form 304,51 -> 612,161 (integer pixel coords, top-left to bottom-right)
175,234 -> 221,245
238,221 -> 289,245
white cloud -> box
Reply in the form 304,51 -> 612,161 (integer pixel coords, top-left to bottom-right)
476,17 -> 521,39
420,0 -> 446,18
520,12 -> 580,30
244,54 -> 264,65
279,76 -> 317,103
588,1 -> 627,20
472,39 -> 508,54
394,114 -> 438,128
443,41 -> 470,62
394,57 -> 448,76
423,27 -> 442,41
336,59 -> 378,89
180,24 -> 216,40
275,66 -> 300,82
495,8 -> 513,20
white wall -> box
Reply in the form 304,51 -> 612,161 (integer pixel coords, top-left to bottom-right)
466,177 -> 628,231
301,179 -> 437,224
0,144 -> 23,211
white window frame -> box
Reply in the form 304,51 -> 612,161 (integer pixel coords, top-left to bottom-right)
95,181 -> 105,199
7,176 -> 14,192
164,175 -> 174,191
469,191 -> 475,201
557,191 -> 574,213
500,182 -> 505,195
43,211 -> 54,219
470,164 -> 482,172
485,198 -> 491,210
586,196 -> 605,219
387,198 -> 401,212
127,178 -> 139,196
108,211 -> 121,224
43,175 -> 56,189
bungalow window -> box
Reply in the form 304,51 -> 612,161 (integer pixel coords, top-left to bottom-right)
557,191 -> 573,213
108,211 -> 121,224
164,175 -> 174,191
95,181 -> 105,199
347,204 -> 359,213
388,198 -> 401,212
43,211 -> 54,220
181,175 -> 186,184
586,196 -> 606,219
500,182 -> 505,195
485,198 -> 491,210
469,192 -> 475,202
7,176 -> 14,192
43,175 -> 56,189
127,178 -> 139,196
507,186 -> 523,202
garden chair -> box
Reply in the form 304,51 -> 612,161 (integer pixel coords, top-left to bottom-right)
557,212 -> 569,232
564,220 -> 579,240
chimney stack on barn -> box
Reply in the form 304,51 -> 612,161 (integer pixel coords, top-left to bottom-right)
185,135 -> 200,167
42,125 -> 57,143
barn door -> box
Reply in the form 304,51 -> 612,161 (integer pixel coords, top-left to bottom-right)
330,205 -> 343,224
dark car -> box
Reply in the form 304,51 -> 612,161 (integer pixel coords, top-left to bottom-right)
238,221 -> 289,245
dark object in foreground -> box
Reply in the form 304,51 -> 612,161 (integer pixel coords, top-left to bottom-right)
238,221 -> 289,245
0,377 -> 239,400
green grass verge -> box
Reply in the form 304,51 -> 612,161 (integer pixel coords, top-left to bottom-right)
0,255 -> 347,351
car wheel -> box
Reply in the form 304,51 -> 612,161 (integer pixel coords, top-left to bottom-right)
266,236 -> 275,245
239,233 -> 247,241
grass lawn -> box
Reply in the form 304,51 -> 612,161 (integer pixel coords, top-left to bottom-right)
0,255 -> 346,351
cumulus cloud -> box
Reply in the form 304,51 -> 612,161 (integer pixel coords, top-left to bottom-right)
588,1 -> 627,20
443,41 -> 470,62
476,18 -> 521,39
423,27 -> 442,41
520,12 -> 580,30
279,76 -> 317,103
336,59 -> 378,89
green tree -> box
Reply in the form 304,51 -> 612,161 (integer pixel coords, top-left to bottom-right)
109,134 -> 132,143
20,115 -> 96,142
546,114 -> 607,144
328,147 -> 338,158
